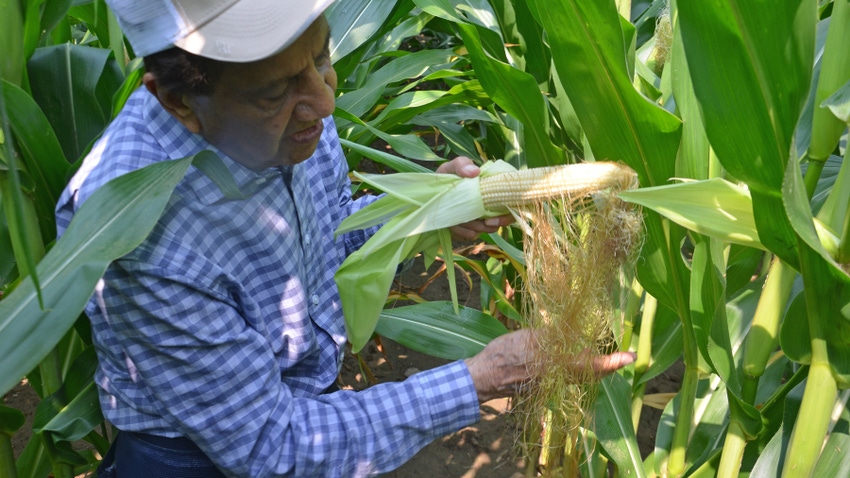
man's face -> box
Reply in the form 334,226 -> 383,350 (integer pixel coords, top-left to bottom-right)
188,17 -> 337,170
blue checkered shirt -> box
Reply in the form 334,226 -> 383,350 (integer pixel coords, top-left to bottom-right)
55,88 -> 480,477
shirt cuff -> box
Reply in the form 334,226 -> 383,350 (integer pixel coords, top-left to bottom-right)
406,360 -> 480,437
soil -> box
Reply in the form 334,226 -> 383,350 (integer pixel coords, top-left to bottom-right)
3,253 -> 682,477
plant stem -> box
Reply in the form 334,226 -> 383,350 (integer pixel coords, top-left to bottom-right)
741,258 -> 796,404
667,356 -> 697,477
631,292 -> 656,431
630,382 -> 647,434
687,448 -> 722,478
716,417 -> 747,478
620,277 -> 644,352
781,360 -> 836,477
782,248 -> 839,478
634,293 -> 656,376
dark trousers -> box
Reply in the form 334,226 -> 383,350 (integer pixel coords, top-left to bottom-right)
96,431 -> 226,478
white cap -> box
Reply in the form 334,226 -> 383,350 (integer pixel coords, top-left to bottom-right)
107,0 -> 335,62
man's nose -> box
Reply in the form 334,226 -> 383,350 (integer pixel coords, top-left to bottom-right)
294,67 -> 335,120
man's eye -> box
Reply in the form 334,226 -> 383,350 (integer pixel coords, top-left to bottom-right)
266,91 -> 288,103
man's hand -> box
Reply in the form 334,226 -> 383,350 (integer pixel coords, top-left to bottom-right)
464,329 -> 636,404
436,157 -> 513,241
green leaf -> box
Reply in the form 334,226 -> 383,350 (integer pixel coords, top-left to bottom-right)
3,79 -> 68,197
335,49 -> 455,118
335,107 -> 443,161
338,232 -> 440,352
782,153 -> 850,383
456,22 -> 563,168
686,381 -> 731,472
28,44 -> 122,162
0,207 -> 18,287
326,0 -> 402,62
749,380 -> 806,477
375,301 -> 508,360
822,78 -> 850,124
34,382 -> 102,442
3,79 -> 70,243
635,305 -> 682,386
528,0 -> 687,316
678,0 -> 815,265
812,391 -> 850,476
339,138 -> 432,173
779,291 -> 812,365
595,373 -> 647,478
0,80 -> 44,304
39,0 -> 73,42
619,179 -> 763,250
0,404 -> 25,435
0,153 -> 200,396
670,1 -> 711,181
111,58 -> 144,118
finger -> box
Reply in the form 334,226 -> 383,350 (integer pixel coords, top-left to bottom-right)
590,352 -> 637,377
449,225 -> 480,242
450,215 -> 514,240
437,156 -> 479,178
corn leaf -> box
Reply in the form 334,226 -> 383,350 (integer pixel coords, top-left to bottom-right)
782,154 -> 850,384
455,21 -> 563,168
0,153 -> 202,395
822,78 -> 850,123
528,0 -> 687,316
27,44 -> 122,163
325,0 -> 400,62
812,392 -> 850,476
376,301 -> 508,360
335,49 -> 455,118
33,382 -> 101,442
634,305 -> 682,387
335,196 -> 412,235
619,179 -> 763,250
678,1 -> 815,266
339,138 -> 432,173
807,0 -> 850,161
338,232 -> 441,352
596,373 -> 648,478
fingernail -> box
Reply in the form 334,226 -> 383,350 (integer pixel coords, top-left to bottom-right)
462,164 -> 478,175
485,218 -> 500,227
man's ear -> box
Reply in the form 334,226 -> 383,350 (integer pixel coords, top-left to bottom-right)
142,72 -> 202,134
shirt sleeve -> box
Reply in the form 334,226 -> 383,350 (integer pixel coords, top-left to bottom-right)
98,258 -> 480,478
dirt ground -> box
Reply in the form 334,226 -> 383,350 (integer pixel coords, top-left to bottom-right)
3,254 -> 681,477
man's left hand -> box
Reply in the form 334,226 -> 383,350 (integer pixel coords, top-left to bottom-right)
436,157 -> 514,241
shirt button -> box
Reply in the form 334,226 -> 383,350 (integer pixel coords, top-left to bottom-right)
304,233 -> 311,245
311,295 -> 320,306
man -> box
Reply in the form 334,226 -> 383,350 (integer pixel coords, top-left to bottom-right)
56,0 -> 635,476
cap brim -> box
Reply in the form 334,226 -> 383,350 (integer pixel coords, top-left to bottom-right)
174,0 -> 334,62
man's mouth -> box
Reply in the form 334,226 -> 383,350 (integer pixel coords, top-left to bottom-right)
289,122 -> 323,143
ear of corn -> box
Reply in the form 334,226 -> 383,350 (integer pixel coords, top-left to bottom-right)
479,162 -> 638,212
336,160 -> 639,353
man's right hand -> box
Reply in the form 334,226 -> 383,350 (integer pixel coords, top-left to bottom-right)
464,329 -> 636,404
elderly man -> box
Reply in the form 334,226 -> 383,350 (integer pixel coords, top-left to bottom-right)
56,0 -> 635,476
